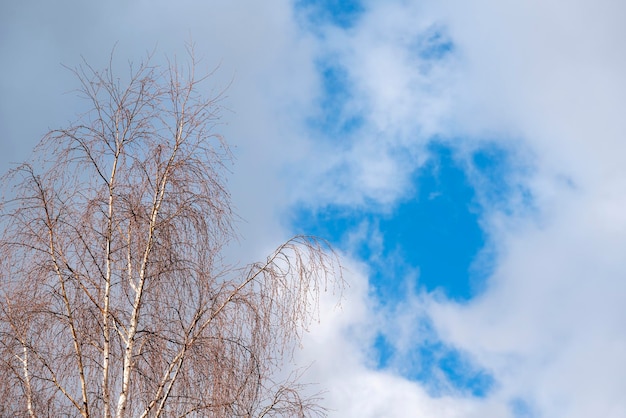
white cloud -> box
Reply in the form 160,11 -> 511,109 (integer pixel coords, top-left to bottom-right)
295,261 -> 513,418
288,0 -> 626,416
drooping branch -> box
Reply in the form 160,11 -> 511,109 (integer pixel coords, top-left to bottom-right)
0,46 -> 342,418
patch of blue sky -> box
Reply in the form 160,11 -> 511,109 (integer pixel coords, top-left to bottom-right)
373,333 -> 394,369
473,146 -> 511,198
469,142 -> 535,216
306,59 -> 364,138
509,398 -> 537,418
292,142 -> 488,302
373,331 -> 495,398
375,142 -> 486,301
294,0 -> 365,30
435,347 -> 494,397
414,26 -> 455,61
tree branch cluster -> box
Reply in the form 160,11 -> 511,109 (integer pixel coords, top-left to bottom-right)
0,48 -> 341,418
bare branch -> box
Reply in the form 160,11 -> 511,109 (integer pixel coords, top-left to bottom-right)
0,47 -> 342,418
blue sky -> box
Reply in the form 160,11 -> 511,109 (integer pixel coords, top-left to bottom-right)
293,142 -> 488,301
2,1 -> 626,417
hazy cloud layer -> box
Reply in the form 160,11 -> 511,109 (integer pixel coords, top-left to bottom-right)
2,1 -> 625,417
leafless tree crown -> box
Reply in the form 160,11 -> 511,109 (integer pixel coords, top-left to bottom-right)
0,49 -> 341,418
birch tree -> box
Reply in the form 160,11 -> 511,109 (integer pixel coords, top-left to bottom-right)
0,49 -> 340,418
